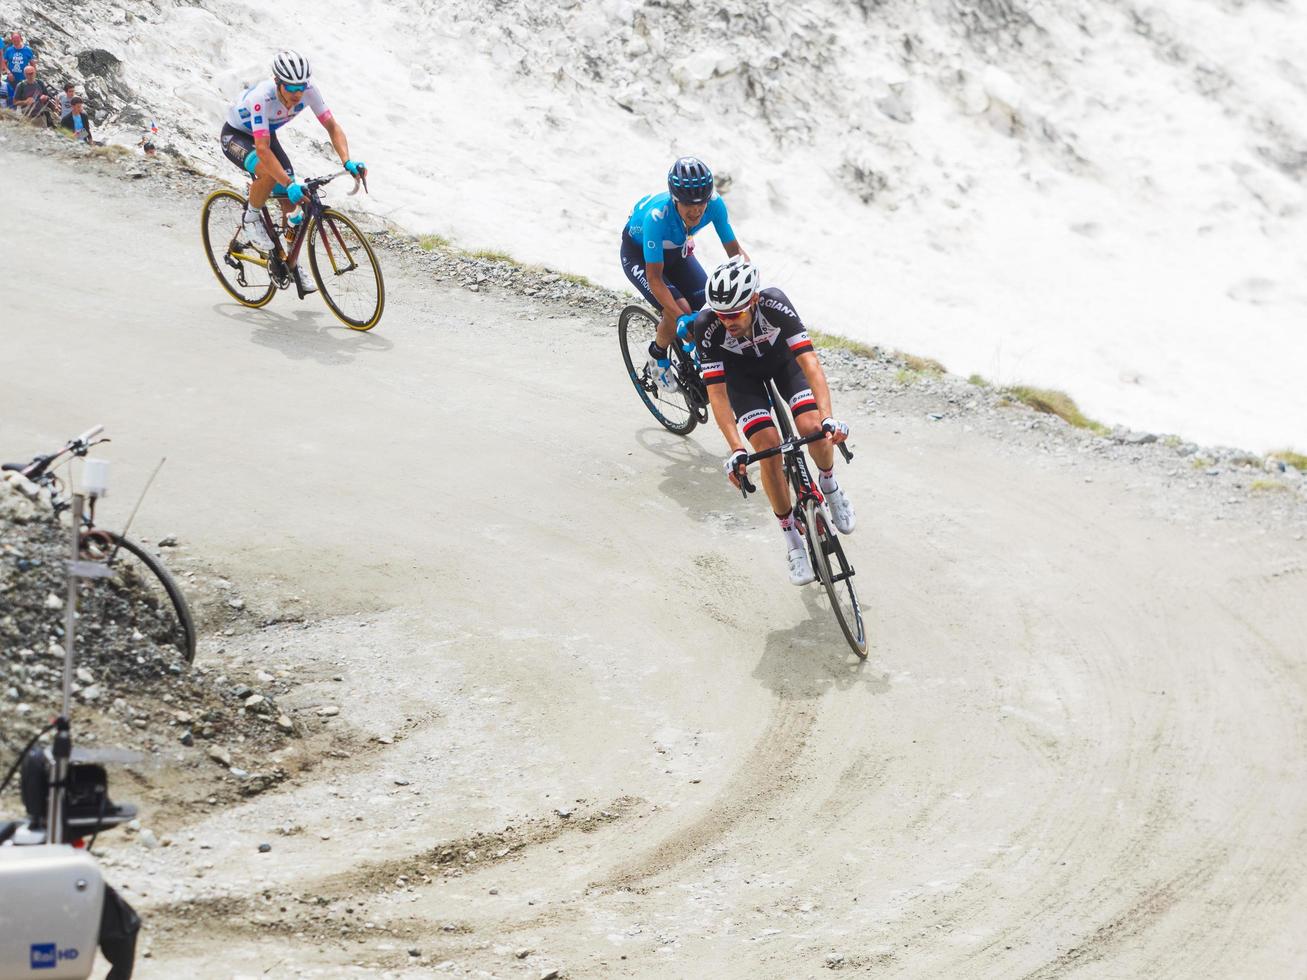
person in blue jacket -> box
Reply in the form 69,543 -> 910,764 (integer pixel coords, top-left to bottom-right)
3,31 -> 36,109
620,157 -> 748,391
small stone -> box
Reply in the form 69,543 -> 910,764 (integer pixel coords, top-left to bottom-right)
76,667 -> 94,685
276,715 -> 294,733
1123,431 -> 1157,445
394,778 -> 411,786
538,970 -> 560,980
229,767 -> 248,778
207,745 -> 232,766
179,730 -> 194,747
408,949 -> 421,958
927,412 -> 944,421
231,684 -> 254,700
555,807 -> 573,819
258,842 -> 272,853
44,593 -> 63,610
515,948 -> 532,959
157,535 -> 178,547
317,705 -> 340,717
80,685 -> 101,702
825,952 -> 845,968
256,670 -> 274,683
138,828 -> 159,849
227,598 -> 245,611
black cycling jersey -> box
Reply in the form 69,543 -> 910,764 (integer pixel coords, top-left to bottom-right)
694,287 -> 815,383
694,287 -> 819,437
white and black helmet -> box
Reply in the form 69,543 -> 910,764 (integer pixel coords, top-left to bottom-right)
272,50 -> 311,85
707,258 -> 761,313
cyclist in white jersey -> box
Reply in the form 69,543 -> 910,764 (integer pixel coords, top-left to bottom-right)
219,50 -> 367,294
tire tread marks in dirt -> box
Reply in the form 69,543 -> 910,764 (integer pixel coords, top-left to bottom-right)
597,701 -> 817,892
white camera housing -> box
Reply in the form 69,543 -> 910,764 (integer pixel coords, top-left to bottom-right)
0,846 -> 102,979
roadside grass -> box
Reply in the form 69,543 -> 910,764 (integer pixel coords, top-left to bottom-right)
811,329 -> 880,360
1250,479 -> 1288,493
1269,450 -> 1307,471
417,233 -> 450,251
1002,384 -> 1107,433
895,350 -> 946,375
467,247 -> 515,263
967,373 -> 989,387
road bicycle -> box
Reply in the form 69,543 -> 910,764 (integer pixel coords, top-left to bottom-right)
618,305 -> 710,435
736,382 -> 867,657
2,426 -> 197,664
200,170 -> 385,331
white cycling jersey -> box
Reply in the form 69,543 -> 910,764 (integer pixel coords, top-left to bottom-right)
225,78 -> 331,138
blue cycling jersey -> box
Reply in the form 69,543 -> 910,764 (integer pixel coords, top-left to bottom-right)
625,192 -> 736,265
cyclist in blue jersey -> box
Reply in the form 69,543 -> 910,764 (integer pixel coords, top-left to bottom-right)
218,50 -> 366,294
621,157 -> 748,391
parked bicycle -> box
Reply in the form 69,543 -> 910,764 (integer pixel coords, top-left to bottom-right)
618,305 -> 710,435
200,169 -> 385,331
736,382 -> 867,657
2,426 -> 197,664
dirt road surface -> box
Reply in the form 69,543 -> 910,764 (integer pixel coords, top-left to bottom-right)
4,143 -> 1306,979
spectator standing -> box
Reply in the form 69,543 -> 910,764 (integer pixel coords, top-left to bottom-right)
3,31 -> 36,108
58,80 -> 75,115
59,95 -> 93,143
13,63 -> 55,126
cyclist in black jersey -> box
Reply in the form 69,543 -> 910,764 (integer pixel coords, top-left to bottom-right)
694,259 -> 856,585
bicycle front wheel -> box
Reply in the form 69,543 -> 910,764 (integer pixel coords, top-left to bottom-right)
201,188 -> 277,308
802,498 -> 867,658
309,208 -> 385,330
618,305 -> 699,436
81,531 -> 197,664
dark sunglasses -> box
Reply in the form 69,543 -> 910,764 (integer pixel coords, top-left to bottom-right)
281,82 -> 308,93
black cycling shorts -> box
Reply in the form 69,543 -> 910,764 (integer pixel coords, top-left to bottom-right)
728,356 -> 818,441
219,123 -> 293,179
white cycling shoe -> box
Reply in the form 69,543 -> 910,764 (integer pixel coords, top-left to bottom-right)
787,547 -> 816,586
241,211 -> 276,253
645,352 -> 679,393
825,487 -> 856,534
294,259 -> 318,295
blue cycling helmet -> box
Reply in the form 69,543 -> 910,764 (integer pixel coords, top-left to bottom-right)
667,157 -> 714,204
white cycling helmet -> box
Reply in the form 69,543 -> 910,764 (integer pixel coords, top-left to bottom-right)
272,50 -> 311,85
707,258 -> 761,313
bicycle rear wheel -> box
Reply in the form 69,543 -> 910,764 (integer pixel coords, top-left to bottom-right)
308,208 -> 385,330
618,305 -> 702,435
201,188 -> 277,308
81,531 -> 197,664
802,498 -> 867,658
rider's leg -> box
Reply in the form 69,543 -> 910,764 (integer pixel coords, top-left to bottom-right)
656,250 -> 706,348
795,409 -> 835,471
621,235 -> 688,355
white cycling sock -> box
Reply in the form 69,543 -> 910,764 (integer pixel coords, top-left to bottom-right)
819,467 -> 839,495
777,509 -> 803,551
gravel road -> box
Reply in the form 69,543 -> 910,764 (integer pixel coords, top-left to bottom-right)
3,129 -> 1305,979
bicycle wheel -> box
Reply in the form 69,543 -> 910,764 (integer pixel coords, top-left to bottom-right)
308,208 -> 385,330
801,498 -> 867,658
81,531 -> 197,664
200,189 -> 277,308
618,305 -> 700,435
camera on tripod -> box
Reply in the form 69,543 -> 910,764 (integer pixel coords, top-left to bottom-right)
12,748 -> 136,845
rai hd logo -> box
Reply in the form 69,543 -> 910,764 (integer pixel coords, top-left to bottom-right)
29,943 -> 79,969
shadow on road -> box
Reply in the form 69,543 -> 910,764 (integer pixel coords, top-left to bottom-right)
753,589 -> 889,702
212,303 -> 394,365
635,426 -> 750,525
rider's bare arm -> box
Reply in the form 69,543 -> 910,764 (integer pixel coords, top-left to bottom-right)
724,240 -> 748,262
320,116 -> 351,167
794,350 -> 835,424
707,384 -> 744,454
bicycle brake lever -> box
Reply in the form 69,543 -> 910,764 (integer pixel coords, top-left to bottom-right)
739,471 -> 756,497
838,443 -> 853,462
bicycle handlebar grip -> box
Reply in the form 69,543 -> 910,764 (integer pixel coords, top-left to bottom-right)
75,424 -> 104,446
